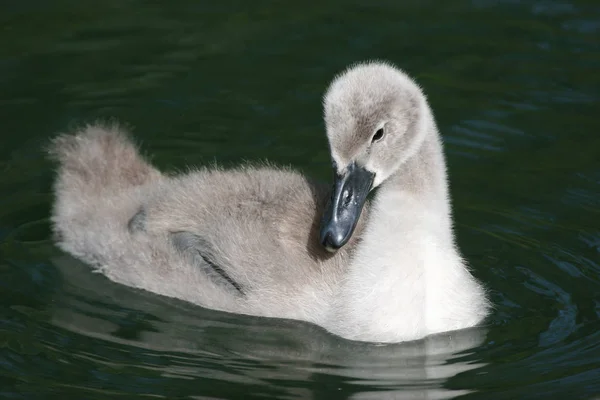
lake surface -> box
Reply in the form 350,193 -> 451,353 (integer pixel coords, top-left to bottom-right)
1,0 -> 599,398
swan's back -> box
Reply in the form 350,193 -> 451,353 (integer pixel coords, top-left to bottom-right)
144,167 -> 358,317
49,125 -> 367,324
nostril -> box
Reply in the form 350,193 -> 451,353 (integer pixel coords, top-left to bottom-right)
342,188 -> 353,208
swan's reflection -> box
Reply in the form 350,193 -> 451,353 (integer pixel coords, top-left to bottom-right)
51,255 -> 488,399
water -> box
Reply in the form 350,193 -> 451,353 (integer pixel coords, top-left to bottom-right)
1,0 -> 599,398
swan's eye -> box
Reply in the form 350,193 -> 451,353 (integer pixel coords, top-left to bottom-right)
372,128 -> 384,143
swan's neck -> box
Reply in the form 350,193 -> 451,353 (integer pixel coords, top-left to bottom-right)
375,116 -> 453,240
325,113 -> 487,342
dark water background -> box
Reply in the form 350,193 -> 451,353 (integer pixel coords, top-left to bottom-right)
1,0 -> 599,398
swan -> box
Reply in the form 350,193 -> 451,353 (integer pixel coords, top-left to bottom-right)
48,61 -> 489,343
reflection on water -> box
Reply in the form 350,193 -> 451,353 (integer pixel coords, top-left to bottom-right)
51,255 -> 487,400
1,0 -> 599,398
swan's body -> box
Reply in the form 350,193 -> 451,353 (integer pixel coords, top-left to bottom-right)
49,61 -> 489,343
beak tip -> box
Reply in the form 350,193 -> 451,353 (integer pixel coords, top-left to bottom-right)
320,228 -> 348,251
324,245 -> 339,253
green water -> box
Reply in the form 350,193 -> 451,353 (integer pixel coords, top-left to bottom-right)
1,0 -> 599,398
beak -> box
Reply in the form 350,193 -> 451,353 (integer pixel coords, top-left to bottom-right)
320,162 -> 375,251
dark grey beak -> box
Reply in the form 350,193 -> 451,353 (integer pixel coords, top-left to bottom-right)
320,162 -> 375,251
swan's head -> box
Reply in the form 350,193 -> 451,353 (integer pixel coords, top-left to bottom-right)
319,61 -> 430,251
